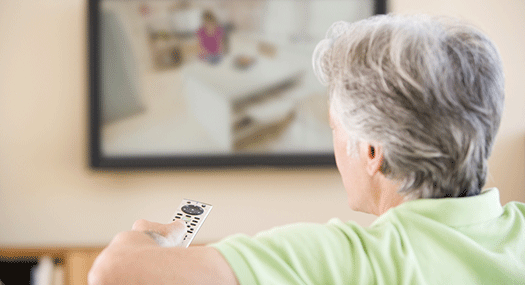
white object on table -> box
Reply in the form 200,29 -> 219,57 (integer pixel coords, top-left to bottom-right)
182,53 -> 305,152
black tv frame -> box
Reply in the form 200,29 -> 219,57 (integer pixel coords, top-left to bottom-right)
88,0 -> 387,169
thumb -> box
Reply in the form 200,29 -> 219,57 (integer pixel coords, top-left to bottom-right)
161,221 -> 187,247
165,220 -> 187,237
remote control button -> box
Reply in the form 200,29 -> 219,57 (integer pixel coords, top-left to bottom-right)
182,204 -> 204,215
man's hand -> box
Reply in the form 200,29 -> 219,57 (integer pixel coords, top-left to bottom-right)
132,219 -> 186,247
88,220 -> 239,285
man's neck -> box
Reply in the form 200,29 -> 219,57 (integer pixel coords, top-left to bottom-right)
374,178 -> 405,216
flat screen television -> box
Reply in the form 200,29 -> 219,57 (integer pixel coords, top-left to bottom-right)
89,0 -> 387,168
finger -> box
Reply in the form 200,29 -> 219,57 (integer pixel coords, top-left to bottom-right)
145,221 -> 186,247
163,221 -> 187,247
167,220 -> 187,234
133,219 -> 185,235
132,219 -> 160,232
132,220 -> 187,247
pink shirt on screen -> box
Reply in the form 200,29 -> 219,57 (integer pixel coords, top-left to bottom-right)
197,26 -> 223,55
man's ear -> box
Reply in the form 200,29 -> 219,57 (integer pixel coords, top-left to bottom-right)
364,143 -> 384,176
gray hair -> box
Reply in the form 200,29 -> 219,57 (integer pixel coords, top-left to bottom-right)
313,14 -> 505,199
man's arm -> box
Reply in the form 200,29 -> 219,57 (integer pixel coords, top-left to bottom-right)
88,220 -> 239,285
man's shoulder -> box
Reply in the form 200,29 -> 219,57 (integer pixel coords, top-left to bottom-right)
503,200 -> 525,218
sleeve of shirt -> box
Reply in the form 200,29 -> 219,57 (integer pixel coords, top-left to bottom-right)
209,219 -> 374,285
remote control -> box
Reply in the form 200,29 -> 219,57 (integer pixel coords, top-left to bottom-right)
172,199 -> 212,247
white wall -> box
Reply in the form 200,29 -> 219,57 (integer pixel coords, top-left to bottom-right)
0,0 -> 523,247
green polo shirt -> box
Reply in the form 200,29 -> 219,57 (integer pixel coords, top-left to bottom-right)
211,188 -> 525,284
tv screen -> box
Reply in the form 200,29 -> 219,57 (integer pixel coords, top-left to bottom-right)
89,0 -> 387,168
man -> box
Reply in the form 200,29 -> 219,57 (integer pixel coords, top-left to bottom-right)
88,14 -> 525,284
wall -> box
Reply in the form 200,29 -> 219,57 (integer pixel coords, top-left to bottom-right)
0,0 -> 524,247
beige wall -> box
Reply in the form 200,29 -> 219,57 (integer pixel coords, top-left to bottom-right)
1,0 -> 524,247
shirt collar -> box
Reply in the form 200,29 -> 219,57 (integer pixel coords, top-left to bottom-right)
376,188 -> 504,228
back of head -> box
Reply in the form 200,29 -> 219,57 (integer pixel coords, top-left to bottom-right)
313,14 -> 505,199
